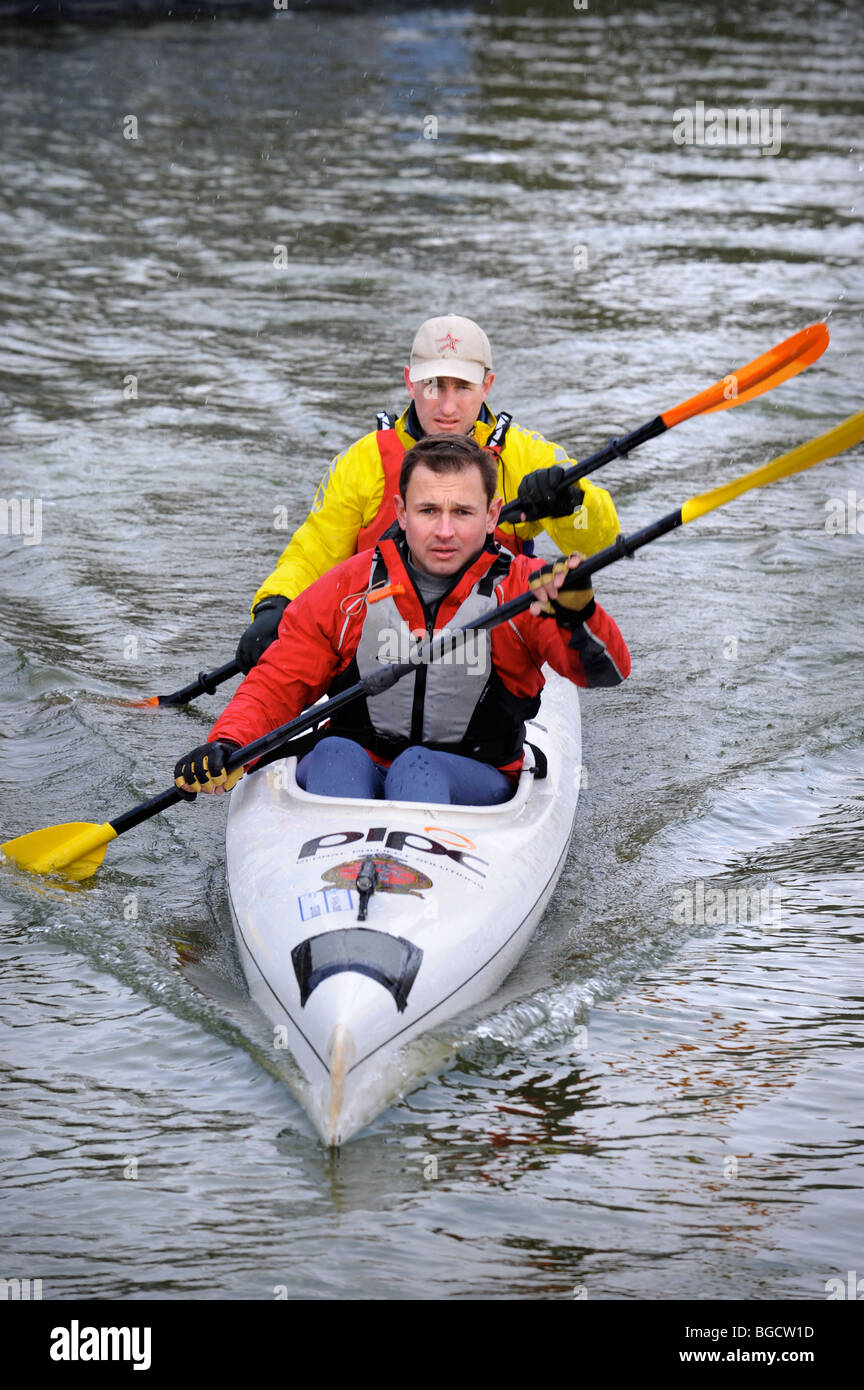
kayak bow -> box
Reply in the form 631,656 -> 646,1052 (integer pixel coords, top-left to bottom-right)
225,671 -> 581,1145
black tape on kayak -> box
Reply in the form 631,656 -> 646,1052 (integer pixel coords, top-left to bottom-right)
292,928 -> 423,1014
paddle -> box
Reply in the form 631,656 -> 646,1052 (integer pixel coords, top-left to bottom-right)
128,323 -> 828,708
4,409 -> 861,883
497,321 -> 829,525
125,659 -> 241,709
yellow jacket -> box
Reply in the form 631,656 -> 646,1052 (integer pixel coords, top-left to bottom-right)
252,404 -> 620,609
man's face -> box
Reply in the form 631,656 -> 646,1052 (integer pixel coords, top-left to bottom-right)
403,368 -> 494,437
394,462 -> 501,576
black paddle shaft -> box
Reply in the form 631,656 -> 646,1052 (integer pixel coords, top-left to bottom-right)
222,507 -> 685,771
109,729 -> 335,836
498,414 -> 666,526
109,506 -> 682,839
472,506 -> 684,631
221,660 -> 418,777
110,668 -> 416,834
157,659 -> 241,707
150,416 -> 665,706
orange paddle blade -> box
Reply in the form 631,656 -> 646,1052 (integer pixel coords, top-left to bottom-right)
663,322 -> 828,428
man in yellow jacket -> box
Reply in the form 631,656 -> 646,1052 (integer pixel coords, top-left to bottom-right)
236,314 -> 621,671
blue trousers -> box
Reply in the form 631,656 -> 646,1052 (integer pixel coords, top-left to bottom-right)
296,737 -> 514,805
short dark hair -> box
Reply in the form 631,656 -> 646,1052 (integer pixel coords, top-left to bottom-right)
399,433 -> 498,504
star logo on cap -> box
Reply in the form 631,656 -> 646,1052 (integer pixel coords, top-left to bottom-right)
437,333 -> 460,353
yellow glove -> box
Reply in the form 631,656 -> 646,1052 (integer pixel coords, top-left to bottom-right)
174,741 -> 245,795
528,554 -> 594,621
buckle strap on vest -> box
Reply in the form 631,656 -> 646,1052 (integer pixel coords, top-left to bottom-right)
370,548 -> 389,588
376,410 -> 395,430
485,410 -> 512,453
477,549 -> 512,596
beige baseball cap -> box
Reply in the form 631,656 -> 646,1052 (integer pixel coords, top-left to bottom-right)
408,315 -> 492,384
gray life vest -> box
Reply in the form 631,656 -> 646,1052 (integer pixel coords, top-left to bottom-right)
325,535 -> 538,765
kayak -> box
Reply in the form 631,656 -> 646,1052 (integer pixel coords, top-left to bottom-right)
225,668 -> 581,1145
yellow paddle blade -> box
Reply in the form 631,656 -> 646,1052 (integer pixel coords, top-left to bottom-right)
1,821 -> 118,881
664,323 -> 829,427
682,411 -> 864,524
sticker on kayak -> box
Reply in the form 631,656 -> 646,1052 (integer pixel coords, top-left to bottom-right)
298,887 -> 356,922
298,829 -> 487,877
321,855 -> 432,900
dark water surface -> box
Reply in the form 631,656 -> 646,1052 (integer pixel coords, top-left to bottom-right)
1,0 -> 862,1300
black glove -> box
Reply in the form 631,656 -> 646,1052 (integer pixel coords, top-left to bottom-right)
174,740 -> 244,794
551,594 -> 596,630
235,596 -> 289,674
517,465 -> 584,521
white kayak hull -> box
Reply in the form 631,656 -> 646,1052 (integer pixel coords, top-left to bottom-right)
225,669 -> 581,1145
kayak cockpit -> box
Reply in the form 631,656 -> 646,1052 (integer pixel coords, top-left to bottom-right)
261,738 -> 544,816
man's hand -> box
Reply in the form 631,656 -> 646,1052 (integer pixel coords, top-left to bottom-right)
235,596 -> 289,674
174,740 -> 244,796
528,553 -> 594,626
517,465 -> 584,522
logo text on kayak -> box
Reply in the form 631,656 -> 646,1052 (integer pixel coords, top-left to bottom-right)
299,829 -> 488,877
673,102 -> 782,157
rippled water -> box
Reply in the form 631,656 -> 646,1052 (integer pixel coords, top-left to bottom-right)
1,1 -> 862,1300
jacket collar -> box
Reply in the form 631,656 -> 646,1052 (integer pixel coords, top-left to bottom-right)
379,528 -> 501,631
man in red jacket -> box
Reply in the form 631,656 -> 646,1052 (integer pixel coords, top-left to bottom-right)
175,434 -> 629,806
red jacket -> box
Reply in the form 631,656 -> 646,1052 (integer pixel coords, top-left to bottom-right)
211,536 -> 630,766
